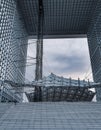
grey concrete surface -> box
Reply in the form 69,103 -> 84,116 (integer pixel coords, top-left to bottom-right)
0,102 -> 101,130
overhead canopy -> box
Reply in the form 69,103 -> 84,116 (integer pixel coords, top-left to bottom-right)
25,74 -> 96,102
18,0 -> 98,38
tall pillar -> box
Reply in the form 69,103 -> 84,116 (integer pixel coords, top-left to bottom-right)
35,39 -> 43,80
35,0 -> 44,81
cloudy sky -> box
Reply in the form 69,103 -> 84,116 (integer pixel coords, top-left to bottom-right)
26,38 -> 93,82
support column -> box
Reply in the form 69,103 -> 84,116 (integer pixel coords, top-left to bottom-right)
35,0 -> 44,101
35,39 -> 43,80
35,0 -> 44,81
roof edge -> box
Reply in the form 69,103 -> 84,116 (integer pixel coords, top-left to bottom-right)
28,34 -> 87,39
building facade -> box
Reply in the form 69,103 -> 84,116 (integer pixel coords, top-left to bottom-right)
0,0 -> 28,84
0,0 -> 101,101
87,0 -> 101,101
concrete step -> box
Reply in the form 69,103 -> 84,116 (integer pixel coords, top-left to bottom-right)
0,103 -> 13,119
0,102 -> 101,130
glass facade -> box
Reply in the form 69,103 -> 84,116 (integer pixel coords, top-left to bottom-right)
0,0 -> 28,102
87,0 -> 101,101
0,0 -> 28,84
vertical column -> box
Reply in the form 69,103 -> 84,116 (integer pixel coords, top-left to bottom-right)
34,0 -> 44,102
35,0 -> 44,81
36,39 -> 43,80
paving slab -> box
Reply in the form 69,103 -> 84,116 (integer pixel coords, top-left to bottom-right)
0,102 -> 101,130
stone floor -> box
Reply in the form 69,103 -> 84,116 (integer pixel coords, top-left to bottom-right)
0,102 -> 101,130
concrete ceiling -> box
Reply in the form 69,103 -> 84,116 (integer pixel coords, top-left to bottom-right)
18,0 -> 98,38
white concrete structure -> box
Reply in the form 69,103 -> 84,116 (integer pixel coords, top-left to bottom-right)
0,102 -> 101,130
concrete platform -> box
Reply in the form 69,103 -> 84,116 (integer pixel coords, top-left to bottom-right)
0,102 -> 101,130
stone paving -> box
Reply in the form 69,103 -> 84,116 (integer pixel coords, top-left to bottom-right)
0,102 -> 101,130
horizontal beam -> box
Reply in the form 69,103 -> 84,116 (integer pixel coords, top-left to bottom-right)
29,34 -> 87,39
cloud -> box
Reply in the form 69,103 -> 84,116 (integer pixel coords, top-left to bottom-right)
43,38 -> 92,80
52,54 -> 86,73
26,38 -> 93,81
